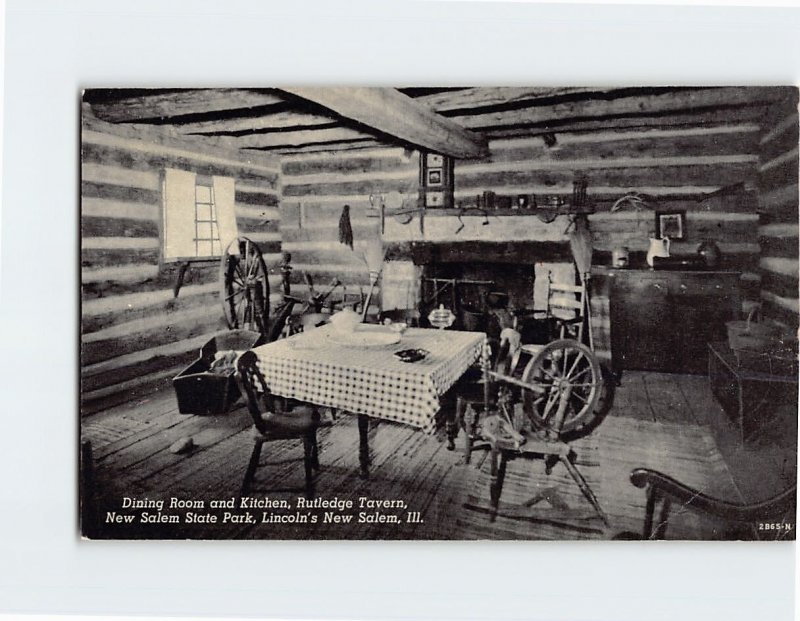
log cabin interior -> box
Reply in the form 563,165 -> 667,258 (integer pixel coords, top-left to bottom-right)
80,86 -> 799,540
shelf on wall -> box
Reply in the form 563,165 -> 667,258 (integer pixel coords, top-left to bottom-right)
423,205 -> 595,219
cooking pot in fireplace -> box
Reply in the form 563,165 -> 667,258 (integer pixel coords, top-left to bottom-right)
461,306 -> 486,332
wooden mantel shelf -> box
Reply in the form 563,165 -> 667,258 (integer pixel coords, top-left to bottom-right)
424,205 -> 595,218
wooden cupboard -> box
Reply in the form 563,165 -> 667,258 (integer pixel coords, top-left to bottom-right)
592,268 -> 742,375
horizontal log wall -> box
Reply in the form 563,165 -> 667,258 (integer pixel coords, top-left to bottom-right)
757,89 -> 799,329
81,119 -> 281,413
280,147 -> 421,310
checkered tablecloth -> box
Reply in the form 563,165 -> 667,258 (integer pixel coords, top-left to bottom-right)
252,325 -> 486,433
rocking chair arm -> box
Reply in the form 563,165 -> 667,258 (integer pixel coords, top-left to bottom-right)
630,468 -> 797,523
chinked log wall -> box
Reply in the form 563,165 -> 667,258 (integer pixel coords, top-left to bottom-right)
757,90 -> 799,329
387,113 -> 766,368
280,146 -> 421,309
280,111 -> 767,321
81,118 -> 282,413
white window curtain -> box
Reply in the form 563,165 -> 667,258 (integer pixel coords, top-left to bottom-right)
162,168 -> 238,260
213,175 -> 239,255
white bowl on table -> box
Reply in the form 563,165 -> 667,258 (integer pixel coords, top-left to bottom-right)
329,308 -> 361,334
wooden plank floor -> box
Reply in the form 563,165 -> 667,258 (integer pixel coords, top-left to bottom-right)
81,371 -> 797,540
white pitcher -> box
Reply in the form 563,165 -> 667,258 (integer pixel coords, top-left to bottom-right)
646,237 -> 671,267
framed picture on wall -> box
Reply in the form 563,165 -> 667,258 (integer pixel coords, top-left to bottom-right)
655,210 -> 686,240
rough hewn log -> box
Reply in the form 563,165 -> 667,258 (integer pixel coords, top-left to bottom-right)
81,305 -> 226,366
482,126 -> 761,164
283,152 -> 417,177
82,197 -> 160,222
82,247 -> 161,269
235,189 -> 280,207
282,223 -> 380,244
453,87 -> 786,131
283,176 -> 418,198
230,126 -> 375,149
456,162 -> 756,192
82,163 -> 161,191
85,88 -> 285,123
480,106 -> 768,138
82,180 -> 161,206
82,216 -> 159,238
81,261 -> 218,299
272,140 -> 385,155
410,87 -> 606,112
177,110 -> 334,135
82,283 -> 220,334
83,115 -> 280,178
281,87 -> 488,158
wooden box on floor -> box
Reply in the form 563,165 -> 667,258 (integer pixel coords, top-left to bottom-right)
172,329 -> 263,415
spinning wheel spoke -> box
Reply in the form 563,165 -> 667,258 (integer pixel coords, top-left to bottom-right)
537,365 -> 560,382
565,351 -> 587,380
570,391 -> 590,405
521,339 -> 602,437
220,237 -> 270,333
540,388 -> 561,421
567,365 -> 592,382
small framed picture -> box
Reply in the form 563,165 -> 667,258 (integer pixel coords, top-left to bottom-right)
655,210 -> 686,240
425,191 -> 444,207
426,153 -> 444,167
427,169 -> 442,185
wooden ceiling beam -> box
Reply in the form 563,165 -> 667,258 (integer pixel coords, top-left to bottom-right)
410,87 -> 607,112
81,112 -> 281,170
227,126 -> 377,149
176,111 -> 335,135
453,87 -> 786,130
86,88 -> 285,123
280,87 -> 488,159
481,105 -> 769,139
265,140 -> 385,155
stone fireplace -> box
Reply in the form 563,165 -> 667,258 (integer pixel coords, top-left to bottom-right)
383,240 -> 574,331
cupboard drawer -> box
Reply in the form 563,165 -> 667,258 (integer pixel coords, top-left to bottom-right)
670,279 -> 738,297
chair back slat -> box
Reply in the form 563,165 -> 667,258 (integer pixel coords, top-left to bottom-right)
237,350 -> 273,434
549,297 -> 584,311
544,274 -> 588,342
549,282 -> 584,294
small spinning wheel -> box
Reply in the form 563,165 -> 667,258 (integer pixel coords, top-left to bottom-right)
521,339 -> 602,435
220,237 -> 270,334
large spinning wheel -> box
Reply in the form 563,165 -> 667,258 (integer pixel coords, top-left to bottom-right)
220,237 -> 270,334
520,339 -> 602,436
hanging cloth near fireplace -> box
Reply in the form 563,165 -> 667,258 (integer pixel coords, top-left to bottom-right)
568,215 -> 595,350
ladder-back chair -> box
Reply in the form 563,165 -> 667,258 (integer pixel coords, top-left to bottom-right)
519,272 -> 590,359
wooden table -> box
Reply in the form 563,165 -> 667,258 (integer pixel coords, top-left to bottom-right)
708,342 -> 798,443
251,324 -> 486,476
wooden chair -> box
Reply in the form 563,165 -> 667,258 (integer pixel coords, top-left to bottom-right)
518,273 -> 589,359
236,351 -> 329,499
618,468 -> 797,540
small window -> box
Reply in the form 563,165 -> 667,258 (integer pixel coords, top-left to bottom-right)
162,169 -> 238,261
